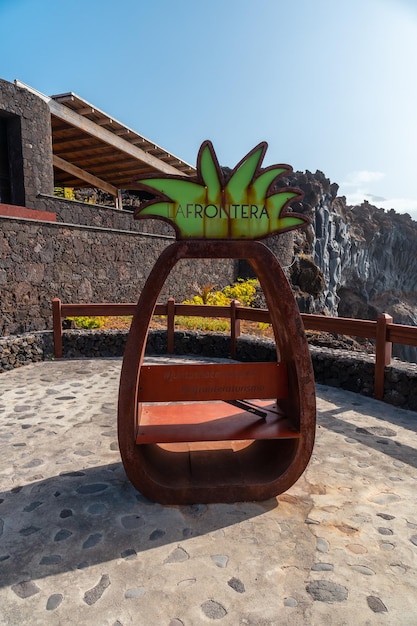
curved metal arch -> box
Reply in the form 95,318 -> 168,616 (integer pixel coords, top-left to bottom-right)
118,240 -> 316,504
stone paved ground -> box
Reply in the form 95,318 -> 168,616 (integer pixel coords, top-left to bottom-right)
0,358 -> 416,626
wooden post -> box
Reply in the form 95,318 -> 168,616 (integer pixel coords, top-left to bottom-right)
167,297 -> 175,354
116,189 -> 123,210
230,300 -> 241,359
52,298 -> 63,358
374,312 -> 393,400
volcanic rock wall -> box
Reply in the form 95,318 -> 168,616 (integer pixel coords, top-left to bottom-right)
281,171 -> 417,361
0,78 -> 53,207
0,214 -> 237,337
1,187 -> 297,337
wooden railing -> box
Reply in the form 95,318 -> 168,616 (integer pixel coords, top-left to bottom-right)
52,298 -> 417,400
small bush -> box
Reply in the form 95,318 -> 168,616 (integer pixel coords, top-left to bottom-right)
183,278 -> 259,308
222,278 -> 258,307
179,279 -> 260,332
68,316 -> 107,329
257,322 -> 271,331
175,315 -> 230,333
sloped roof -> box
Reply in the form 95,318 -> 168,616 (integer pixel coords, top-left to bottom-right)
15,81 -> 196,197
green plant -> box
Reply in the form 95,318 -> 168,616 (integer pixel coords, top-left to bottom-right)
197,283 -> 216,304
178,278 -> 260,332
68,316 -> 106,329
175,315 -> 230,333
223,278 -> 258,307
183,278 -> 259,308
257,322 -> 271,331
183,289 -> 230,307
54,186 -> 75,200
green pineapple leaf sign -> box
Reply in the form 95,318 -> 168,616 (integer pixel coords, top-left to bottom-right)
134,141 -> 309,240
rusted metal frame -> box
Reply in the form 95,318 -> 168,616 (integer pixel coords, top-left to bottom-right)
230,300 -> 241,359
137,402 -> 299,444
117,240 -> 316,503
52,298 -> 63,358
167,297 -> 175,354
119,243 -> 193,440
138,361 -> 288,402
374,313 -> 393,400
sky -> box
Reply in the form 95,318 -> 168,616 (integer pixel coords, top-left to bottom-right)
1,0 -> 417,219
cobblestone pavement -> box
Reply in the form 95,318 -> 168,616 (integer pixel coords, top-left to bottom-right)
0,357 -> 416,626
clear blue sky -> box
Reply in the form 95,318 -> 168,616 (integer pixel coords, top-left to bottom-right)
1,0 -> 417,218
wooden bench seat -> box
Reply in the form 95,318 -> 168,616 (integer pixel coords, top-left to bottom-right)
136,361 -> 298,444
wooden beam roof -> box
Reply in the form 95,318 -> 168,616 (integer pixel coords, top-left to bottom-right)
15,81 -> 196,196
52,155 -> 118,196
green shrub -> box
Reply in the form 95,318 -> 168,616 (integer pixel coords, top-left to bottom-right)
222,278 -> 258,307
183,278 -> 259,308
175,316 -> 230,333
178,279 -> 260,332
54,186 -> 75,200
68,316 -> 106,329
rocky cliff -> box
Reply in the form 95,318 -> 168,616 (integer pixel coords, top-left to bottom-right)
276,171 -> 417,361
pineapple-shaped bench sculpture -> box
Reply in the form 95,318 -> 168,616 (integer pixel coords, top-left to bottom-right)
118,141 -> 316,504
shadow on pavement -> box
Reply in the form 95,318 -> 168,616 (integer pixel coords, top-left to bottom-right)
0,461 -> 278,588
316,385 -> 417,468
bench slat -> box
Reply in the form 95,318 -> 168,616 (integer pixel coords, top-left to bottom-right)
136,401 -> 299,444
138,362 -> 288,403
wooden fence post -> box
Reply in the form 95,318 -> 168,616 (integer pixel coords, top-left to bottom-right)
167,297 -> 175,354
374,312 -> 393,400
230,300 -> 241,359
52,298 -> 63,358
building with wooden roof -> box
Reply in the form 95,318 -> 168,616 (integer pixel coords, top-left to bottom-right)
1,78 -> 195,212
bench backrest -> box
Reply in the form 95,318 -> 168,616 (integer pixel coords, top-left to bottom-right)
138,362 -> 288,403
